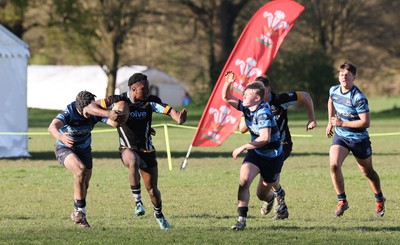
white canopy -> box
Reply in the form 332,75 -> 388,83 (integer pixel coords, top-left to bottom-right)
0,24 -> 30,158
27,65 -> 187,110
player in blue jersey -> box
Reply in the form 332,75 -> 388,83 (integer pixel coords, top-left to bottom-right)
239,75 -> 317,219
326,61 -> 385,217
85,73 -> 187,230
48,91 -> 119,228
222,71 -> 285,230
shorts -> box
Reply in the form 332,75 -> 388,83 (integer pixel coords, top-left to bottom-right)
119,147 -> 158,169
331,134 -> 372,159
54,145 -> 93,169
282,141 -> 293,161
243,149 -> 284,183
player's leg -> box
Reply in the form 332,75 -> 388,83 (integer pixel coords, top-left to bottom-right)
231,162 -> 259,230
356,156 -> 385,217
257,153 -> 287,220
329,144 -> 349,216
256,178 -> 274,216
62,151 -> 91,228
120,148 -> 144,216
140,166 -> 170,229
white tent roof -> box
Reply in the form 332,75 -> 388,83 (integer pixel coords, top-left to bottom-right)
0,25 -> 30,57
0,24 -> 30,158
27,65 -> 187,110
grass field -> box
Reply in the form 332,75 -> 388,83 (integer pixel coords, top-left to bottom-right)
1,97 -> 399,244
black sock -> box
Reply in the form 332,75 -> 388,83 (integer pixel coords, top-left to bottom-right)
338,193 -> 347,202
154,202 -> 163,218
374,192 -> 384,202
237,206 -> 248,218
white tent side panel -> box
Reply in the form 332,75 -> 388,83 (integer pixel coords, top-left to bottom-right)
0,24 -> 30,158
27,65 -> 108,110
116,66 -> 187,107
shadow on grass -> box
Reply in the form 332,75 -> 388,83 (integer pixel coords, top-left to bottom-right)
20,150 -> 399,161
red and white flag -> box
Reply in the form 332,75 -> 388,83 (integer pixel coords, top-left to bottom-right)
182,0 -> 304,168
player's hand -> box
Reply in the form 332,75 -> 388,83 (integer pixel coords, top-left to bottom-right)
150,127 -> 156,136
232,146 -> 245,160
326,124 -> 334,138
330,116 -> 343,127
108,110 -> 119,121
225,71 -> 235,84
306,120 -> 317,131
178,108 -> 187,125
60,132 -> 74,147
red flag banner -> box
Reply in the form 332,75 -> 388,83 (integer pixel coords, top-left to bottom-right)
191,0 -> 304,147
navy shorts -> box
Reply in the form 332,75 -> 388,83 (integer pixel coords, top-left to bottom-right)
243,149 -> 284,183
54,145 -> 93,169
119,147 -> 158,169
331,134 -> 372,159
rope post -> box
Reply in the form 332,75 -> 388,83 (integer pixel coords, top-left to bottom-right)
163,123 -> 172,171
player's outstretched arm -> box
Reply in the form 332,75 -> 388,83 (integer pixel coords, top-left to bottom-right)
222,71 -> 239,108
169,108 -> 187,125
298,91 -> 317,131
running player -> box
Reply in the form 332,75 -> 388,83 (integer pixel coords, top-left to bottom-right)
85,73 -> 187,229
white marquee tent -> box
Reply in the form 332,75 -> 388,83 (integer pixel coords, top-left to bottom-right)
0,24 -> 30,158
28,65 -> 187,110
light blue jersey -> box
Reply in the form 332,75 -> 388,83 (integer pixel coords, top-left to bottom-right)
330,85 -> 369,140
238,101 -> 282,158
56,102 -> 107,151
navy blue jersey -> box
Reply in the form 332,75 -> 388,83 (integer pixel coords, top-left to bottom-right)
101,92 -> 172,152
329,85 -> 369,140
56,102 -> 107,151
238,101 -> 282,158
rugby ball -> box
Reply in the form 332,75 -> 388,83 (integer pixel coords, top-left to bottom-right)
112,101 -> 129,126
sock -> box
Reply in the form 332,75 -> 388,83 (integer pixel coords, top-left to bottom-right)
154,202 -> 163,218
74,199 -> 86,214
130,185 -> 142,204
237,206 -> 248,221
338,193 -> 347,202
274,186 -> 283,197
374,192 -> 384,202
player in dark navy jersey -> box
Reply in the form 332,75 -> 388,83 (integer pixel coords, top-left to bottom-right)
48,91 -> 118,228
222,71 -> 285,230
86,73 -> 187,229
239,75 -> 317,219
326,61 -> 385,217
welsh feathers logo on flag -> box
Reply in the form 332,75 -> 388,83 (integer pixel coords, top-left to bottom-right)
191,0 -> 304,148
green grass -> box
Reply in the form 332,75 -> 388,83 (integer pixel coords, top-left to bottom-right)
1,97 -> 400,244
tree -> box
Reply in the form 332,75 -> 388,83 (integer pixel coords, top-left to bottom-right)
177,0 -> 250,90
51,0 -> 148,96
0,0 -> 39,38
291,0 -> 400,96
268,46 -> 336,108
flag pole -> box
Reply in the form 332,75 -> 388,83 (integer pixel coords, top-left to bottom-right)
180,144 -> 193,170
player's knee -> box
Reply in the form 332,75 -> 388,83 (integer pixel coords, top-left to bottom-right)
330,163 -> 340,173
75,166 -> 88,180
238,180 -> 250,191
146,186 -> 159,197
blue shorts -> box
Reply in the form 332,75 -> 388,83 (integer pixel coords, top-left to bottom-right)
54,145 -> 93,169
331,134 -> 372,159
243,149 -> 284,183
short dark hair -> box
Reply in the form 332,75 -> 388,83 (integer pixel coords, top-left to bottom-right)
245,81 -> 265,100
128,73 -> 148,86
254,75 -> 270,87
76,90 -> 96,112
338,61 -> 357,75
